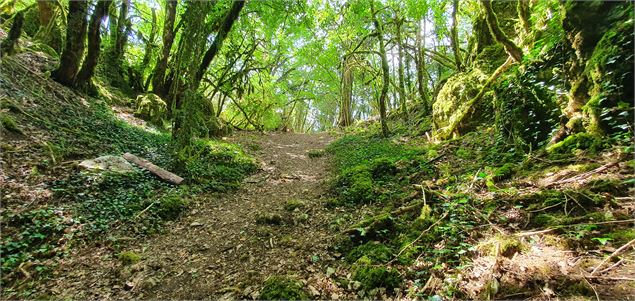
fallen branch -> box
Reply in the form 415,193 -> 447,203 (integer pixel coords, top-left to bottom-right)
590,238 -> 635,275
123,153 -> 184,184
548,161 -> 619,187
514,219 -> 635,237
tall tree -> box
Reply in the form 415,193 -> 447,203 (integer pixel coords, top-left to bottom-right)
52,1 -> 88,86
370,0 -> 389,137
75,0 -> 112,92
450,0 -> 463,71
481,0 -> 523,62
152,0 -> 178,99
338,55 -> 354,127
395,16 -> 407,118
0,10 -> 24,57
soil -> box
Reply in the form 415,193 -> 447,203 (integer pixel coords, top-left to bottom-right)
42,132 -> 355,300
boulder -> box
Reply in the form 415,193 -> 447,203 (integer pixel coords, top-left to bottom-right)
78,155 -> 137,173
134,93 -> 167,125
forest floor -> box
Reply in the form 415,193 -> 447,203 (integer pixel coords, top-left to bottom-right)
40,132 -> 358,300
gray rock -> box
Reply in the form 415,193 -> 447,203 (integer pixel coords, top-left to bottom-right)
78,155 -> 137,173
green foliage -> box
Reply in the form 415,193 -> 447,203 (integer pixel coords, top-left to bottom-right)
0,208 -> 68,283
284,199 -> 305,211
178,139 -> 257,191
259,276 -> 309,300
328,134 -> 430,206
351,256 -> 401,291
0,112 -> 22,134
547,133 -> 607,155
118,251 -> 141,265
346,242 -> 393,263
51,171 -> 178,235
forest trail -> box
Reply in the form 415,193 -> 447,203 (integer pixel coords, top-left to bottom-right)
49,132 -> 346,299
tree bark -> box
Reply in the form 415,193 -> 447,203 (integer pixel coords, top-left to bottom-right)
152,0 -> 178,99
52,1 -> 88,86
481,0 -> 523,63
123,153 -> 184,184
415,18 -> 429,110
75,0 -> 112,91
338,56 -> 354,127
194,0 -> 246,87
371,0 -> 389,137
113,0 -> 130,62
451,0 -> 463,71
396,17 -> 407,119
0,10 -> 24,57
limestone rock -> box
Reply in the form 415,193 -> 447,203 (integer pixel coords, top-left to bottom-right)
134,93 -> 167,125
78,155 -> 137,173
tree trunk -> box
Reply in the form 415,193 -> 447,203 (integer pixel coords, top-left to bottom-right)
396,17 -> 407,119
113,0 -> 130,62
152,0 -> 178,99
415,18 -> 429,109
52,1 -> 88,86
141,7 -> 157,90
451,0 -> 463,71
371,0 -> 389,137
481,0 -> 523,63
75,0 -> 112,92
338,56 -> 354,127
0,10 -> 24,57
194,0 -> 246,87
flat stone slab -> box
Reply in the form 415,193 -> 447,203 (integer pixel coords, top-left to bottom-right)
78,155 -> 137,173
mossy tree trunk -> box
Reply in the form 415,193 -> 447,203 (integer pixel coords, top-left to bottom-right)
338,55 -> 354,127
395,16 -> 407,119
371,0 -> 389,137
52,1 -> 88,86
481,0 -> 523,63
415,18 -> 429,112
141,7 -> 158,90
152,0 -> 178,100
75,0 -> 112,93
451,0 -> 463,71
0,10 -> 24,57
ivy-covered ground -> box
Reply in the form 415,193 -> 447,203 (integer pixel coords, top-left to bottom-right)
1,46 -> 255,298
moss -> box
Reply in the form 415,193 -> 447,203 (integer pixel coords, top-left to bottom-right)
532,211 -> 607,228
370,158 -> 397,179
256,213 -> 283,225
134,93 -> 167,126
491,163 -> 515,181
351,256 -> 401,291
547,133 -> 607,154
478,234 -> 526,257
118,251 -> 141,265
307,149 -> 325,158
346,242 -> 393,263
606,228 -> 635,245
336,166 -> 375,204
284,199 -> 305,211
0,113 -> 22,134
259,276 -> 309,300
155,195 -> 188,220
22,5 -> 40,37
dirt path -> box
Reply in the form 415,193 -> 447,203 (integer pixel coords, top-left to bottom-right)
47,132 -> 348,299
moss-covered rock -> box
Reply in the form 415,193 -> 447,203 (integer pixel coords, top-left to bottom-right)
351,256 -> 401,291
284,199 -> 305,211
259,276 -> 309,300
546,132 -> 607,154
336,166 -> 375,204
346,242 -> 393,263
134,93 -> 167,125
118,251 -> 141,265
432,69 -> 491,140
